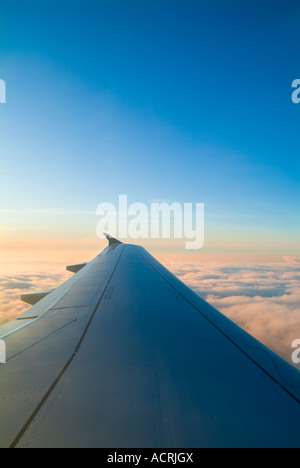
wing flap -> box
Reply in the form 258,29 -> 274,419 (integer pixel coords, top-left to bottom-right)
0,242 -> 124,448
21,290 -> 54,306
66,263 -> 87,274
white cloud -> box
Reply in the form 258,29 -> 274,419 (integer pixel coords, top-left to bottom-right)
1,259 -> 300,369
0,265 -> 71,325
283,256 -> 300,264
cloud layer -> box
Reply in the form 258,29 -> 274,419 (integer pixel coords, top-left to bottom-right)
0,264 -> 71,325
1,259 -> 299,368
165,261 -> 300,367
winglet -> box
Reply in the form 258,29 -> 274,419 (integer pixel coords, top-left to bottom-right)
21,290 -> 54,306
67,263 -> 87,274
104,233 -> 122,246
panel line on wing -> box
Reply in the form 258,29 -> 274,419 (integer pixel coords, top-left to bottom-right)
9,244 -> 125,449
7,320 -> 78,362
134,246 -> 300,406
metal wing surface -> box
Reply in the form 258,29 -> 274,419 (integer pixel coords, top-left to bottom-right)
0,239 -> 300,448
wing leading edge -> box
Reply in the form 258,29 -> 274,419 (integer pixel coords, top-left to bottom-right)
0,239 -> 300,448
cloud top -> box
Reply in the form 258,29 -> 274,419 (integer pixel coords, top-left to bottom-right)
1,259 -> 300,368
0,264 -> 71,325
283,256 -> 300,265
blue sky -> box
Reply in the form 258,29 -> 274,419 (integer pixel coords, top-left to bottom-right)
0,0 -> 299,255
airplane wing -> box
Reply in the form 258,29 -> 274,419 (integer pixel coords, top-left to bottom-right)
0,237 -> 300,448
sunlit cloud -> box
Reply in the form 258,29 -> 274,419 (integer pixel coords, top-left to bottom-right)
0,264 -> 71,325
283,256 -> 300,265
1,256 -> 299,370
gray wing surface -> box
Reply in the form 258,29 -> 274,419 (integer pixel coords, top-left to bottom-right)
0,240 -> 300,448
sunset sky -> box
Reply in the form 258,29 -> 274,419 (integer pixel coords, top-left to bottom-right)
0,1 -> 299,365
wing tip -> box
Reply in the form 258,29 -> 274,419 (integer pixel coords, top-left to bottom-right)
103,233 -> 123,246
